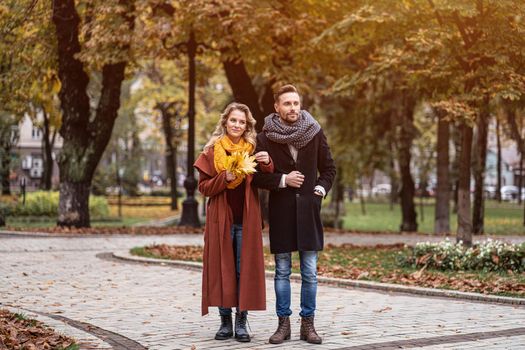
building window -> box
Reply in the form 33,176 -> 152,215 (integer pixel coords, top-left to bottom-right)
31,127 -> 42,140
32,155 -> 43,169
22,155 -> 32,169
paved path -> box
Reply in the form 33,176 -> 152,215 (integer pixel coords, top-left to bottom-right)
1,232 -> 525,349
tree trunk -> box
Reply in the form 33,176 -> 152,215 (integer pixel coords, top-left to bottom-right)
41,108 -> 56,190
260,79 -> 276,117
496,113 -> 502,202
53,0 -> 133,227
451,124 -> 462,214
0,118 -> 17,196
434,116 -> 450,234
522,187 -> 525,226
159,103 -> 179,211
518,112 -> 524,205
389,139 -> 398,210
368,173 -> 375,199
503,104 -> 525,225
419,182 -> 425,223
57,181 -> 91,227
330,168 -> 345,228
457,123 -> 473,246
505,106 -> 525,155
257,79 -> 275,220
472,99 -> 489,234
0,151 -> 10,195
518,154 -> 523,205
398,98 -> 417,232
221,56 -> 265,130
359,177 -> 366,215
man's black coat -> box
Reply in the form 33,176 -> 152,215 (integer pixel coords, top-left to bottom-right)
253,128 -> 336,254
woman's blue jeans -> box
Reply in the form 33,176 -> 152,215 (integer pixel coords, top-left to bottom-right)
218,224 -> 243,316
274,251 -> 318,318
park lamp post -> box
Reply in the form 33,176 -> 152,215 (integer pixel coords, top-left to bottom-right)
163,29 -> 203,227
179,30 -> 201,227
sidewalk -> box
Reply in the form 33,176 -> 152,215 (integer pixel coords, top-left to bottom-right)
1,232 -> 525,349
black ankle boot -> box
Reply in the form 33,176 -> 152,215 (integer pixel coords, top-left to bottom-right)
234,311 -> 250,342
215,314 -> 233,340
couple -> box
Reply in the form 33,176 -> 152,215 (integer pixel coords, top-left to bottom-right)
194,84 -> 336,344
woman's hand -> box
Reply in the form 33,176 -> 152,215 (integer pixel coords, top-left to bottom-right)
225,170 -> 236,182
254,151 -> 270,165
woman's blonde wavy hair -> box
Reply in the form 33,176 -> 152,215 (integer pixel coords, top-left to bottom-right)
203,102 -> 257,152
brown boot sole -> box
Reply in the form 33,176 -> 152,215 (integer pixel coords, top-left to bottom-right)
269,334 -> 291,344
300,335 -> 322,344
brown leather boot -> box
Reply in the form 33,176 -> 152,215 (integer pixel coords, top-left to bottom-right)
268,316 -> 291,344
300,315 -> 322,344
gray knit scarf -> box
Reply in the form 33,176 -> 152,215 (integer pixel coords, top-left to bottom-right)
263,110 -> 321,149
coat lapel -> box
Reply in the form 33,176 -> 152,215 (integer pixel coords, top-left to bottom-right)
276,142 -> 294,162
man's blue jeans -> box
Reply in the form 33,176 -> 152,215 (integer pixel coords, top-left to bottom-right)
219,224 -> 243,316
274,251 -> 318,318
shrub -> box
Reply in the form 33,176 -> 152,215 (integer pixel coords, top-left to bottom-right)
14,191 -> 59,216
11,191 -> 109,218
90,195 -> 110,218
150,188 -> 177,197
400,238 -> 525,273
0,201 -> 11,217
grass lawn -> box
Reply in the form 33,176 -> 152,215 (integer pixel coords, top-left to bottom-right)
108,204 -> 176,219
3,195 -> 179,229
132,244 -> 525,298
342,200 -> 525,235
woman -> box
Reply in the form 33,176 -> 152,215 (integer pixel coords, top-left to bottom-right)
194,102 -> 273,342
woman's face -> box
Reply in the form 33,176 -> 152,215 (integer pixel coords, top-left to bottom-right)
225,109 -> 247,142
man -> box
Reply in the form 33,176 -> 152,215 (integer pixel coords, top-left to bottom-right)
253,84 -> 336,344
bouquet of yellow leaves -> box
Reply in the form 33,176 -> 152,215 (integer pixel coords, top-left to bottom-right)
224,151 -> 258,176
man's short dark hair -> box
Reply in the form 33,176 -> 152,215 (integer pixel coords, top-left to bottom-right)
274,84 -> 299,102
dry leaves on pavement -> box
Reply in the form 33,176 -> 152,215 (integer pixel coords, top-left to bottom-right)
0,309 -> 77,350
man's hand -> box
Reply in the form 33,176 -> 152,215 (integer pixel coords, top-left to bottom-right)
254,151 -> 270,165
285,171 -> 304,188
225,171 -> 236,182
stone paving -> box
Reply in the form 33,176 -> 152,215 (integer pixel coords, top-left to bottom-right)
1,232 -> 525,349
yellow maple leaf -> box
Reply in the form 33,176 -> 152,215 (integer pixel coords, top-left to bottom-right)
225,151 -> 257,176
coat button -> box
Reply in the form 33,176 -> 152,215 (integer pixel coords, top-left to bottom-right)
296,194 -> 300,198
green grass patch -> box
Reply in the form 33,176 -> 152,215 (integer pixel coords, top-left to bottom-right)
130,246 -> 172,260
58,345 -> 80,350
342,200 -> 525,235
13,312 -> 37,327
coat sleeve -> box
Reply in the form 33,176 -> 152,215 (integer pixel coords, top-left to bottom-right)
316,129 -> 336,195
198,169 -> 228,197
252,133 -> 283,190
258,156 -> 274,173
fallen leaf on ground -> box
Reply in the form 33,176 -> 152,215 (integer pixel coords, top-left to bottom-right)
373,307 -> 392,313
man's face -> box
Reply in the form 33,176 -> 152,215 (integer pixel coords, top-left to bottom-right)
275,92 -> 301,124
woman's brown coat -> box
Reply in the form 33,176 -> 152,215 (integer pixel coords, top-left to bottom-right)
194,148 -> 273,316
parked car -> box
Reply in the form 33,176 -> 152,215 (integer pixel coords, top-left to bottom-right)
372,183 -> 391,196
484,185 -> 497,199
501,185 -> 519,201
